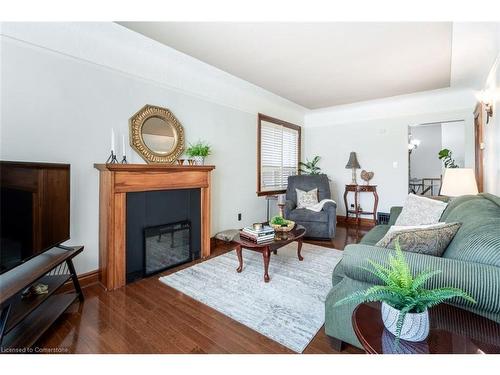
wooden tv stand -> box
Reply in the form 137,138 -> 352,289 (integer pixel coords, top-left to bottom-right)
0,246 -> 84,350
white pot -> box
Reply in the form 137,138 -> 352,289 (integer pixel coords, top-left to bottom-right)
193,156 -> 205,165
381,302 -> 429,342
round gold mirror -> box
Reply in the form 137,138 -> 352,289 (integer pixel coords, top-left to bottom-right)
129,105 -> 184,163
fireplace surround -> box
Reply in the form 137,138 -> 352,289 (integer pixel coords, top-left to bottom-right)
94,164 -> 215,290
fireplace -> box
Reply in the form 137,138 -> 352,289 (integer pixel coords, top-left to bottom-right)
126,189 -> 200,283
94,164 -> 214,290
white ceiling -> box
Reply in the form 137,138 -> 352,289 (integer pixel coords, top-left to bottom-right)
117,22 -> 490,109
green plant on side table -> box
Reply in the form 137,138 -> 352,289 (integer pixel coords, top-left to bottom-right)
186,140 -> 211,165
335,240 -> 476,343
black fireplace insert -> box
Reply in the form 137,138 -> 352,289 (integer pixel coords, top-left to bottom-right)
144,220 -> 192,276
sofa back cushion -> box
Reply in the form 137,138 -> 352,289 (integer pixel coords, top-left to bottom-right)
442,193 -> 500,267
394,194 -> 448,226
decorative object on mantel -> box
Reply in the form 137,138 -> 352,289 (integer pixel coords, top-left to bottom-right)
188,159 -> 195,165
120,134 -> 128,164
129,104 -> 185,164
360,170 -> 374,185
335,240 -> 475,343
186,140 -> 211,165
106,129 -> 119,164
176,159 -> 185,165
299,155 -> 322,175
345,152 -> 361,185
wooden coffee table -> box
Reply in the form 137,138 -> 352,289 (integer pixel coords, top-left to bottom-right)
352,302 -> 500,354
234,224 -> 306,283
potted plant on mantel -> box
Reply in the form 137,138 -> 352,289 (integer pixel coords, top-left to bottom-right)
335,241 -> 475,342
186,140 -> 211,165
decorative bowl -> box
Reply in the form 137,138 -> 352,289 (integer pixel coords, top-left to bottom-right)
270,220 -> 295,232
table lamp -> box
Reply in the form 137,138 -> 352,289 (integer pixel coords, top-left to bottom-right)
440,168 -> 478,197
345,152 -> 361,185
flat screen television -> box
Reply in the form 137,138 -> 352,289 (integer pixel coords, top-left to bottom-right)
0,161 -> 70,274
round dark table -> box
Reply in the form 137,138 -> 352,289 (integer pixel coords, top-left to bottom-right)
352,302 -> 500,354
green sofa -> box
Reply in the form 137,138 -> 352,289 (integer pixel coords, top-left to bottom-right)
325,193 -> 500,349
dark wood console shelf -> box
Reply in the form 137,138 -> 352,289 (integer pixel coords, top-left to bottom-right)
0,246 -> 84,349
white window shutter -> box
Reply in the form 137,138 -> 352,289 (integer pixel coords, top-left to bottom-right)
260,121 -> 299,192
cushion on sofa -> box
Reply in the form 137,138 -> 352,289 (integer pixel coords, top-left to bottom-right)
375,222 -> 462,257
394,194 -> 448,226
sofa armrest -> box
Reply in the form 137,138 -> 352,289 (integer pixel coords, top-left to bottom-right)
388,206 -> 403,225
334,244 -> 500,314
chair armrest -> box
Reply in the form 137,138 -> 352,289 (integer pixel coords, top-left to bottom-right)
335,244 -> 500,314
284,199 -> 296,219
322,201 -> 337,217
388,206 -> 403,225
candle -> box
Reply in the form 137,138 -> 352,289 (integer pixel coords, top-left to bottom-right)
122,134 -> 126,157
277,194 -> 286,205
111,128 -> 115,153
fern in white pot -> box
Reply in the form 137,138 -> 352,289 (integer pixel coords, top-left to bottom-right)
335,241 -> 476,342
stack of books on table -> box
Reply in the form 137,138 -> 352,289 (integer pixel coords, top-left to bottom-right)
240,225 -> 275,243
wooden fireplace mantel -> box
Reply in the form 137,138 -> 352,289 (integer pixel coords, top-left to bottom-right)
94,163 -> 215,290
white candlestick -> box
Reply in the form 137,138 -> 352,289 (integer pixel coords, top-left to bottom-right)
122,135 -> 126,157
111,129 -> 115,153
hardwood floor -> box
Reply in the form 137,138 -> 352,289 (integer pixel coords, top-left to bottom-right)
37,223 -> 369,354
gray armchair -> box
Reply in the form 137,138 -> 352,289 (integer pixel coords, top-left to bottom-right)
284,174 -> 336,239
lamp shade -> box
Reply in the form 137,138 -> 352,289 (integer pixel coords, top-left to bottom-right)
345,152 -> 361,169
440,168 -> 478,197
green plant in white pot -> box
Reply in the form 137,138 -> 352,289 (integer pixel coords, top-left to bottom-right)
335,241 -> 475,342
186,141 -> 211,165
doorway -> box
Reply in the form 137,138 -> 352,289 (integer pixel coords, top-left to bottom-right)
408,120 -> 466,196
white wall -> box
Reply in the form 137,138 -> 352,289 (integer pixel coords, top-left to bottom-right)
410,124 -> 443,179
483,53 -> 500,195
0,23 -> 306,274
304,90 -> 476,216
441,121 -> 466,167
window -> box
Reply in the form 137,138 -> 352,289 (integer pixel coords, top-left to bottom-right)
257,113 -> 301,196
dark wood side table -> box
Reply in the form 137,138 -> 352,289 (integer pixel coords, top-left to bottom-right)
352,302 -> 500,354
343,184 -> 379,224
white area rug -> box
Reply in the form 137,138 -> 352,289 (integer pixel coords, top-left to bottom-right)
159,242 -> 343,352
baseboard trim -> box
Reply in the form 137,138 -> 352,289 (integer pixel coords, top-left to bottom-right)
337,215 -> 376,228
